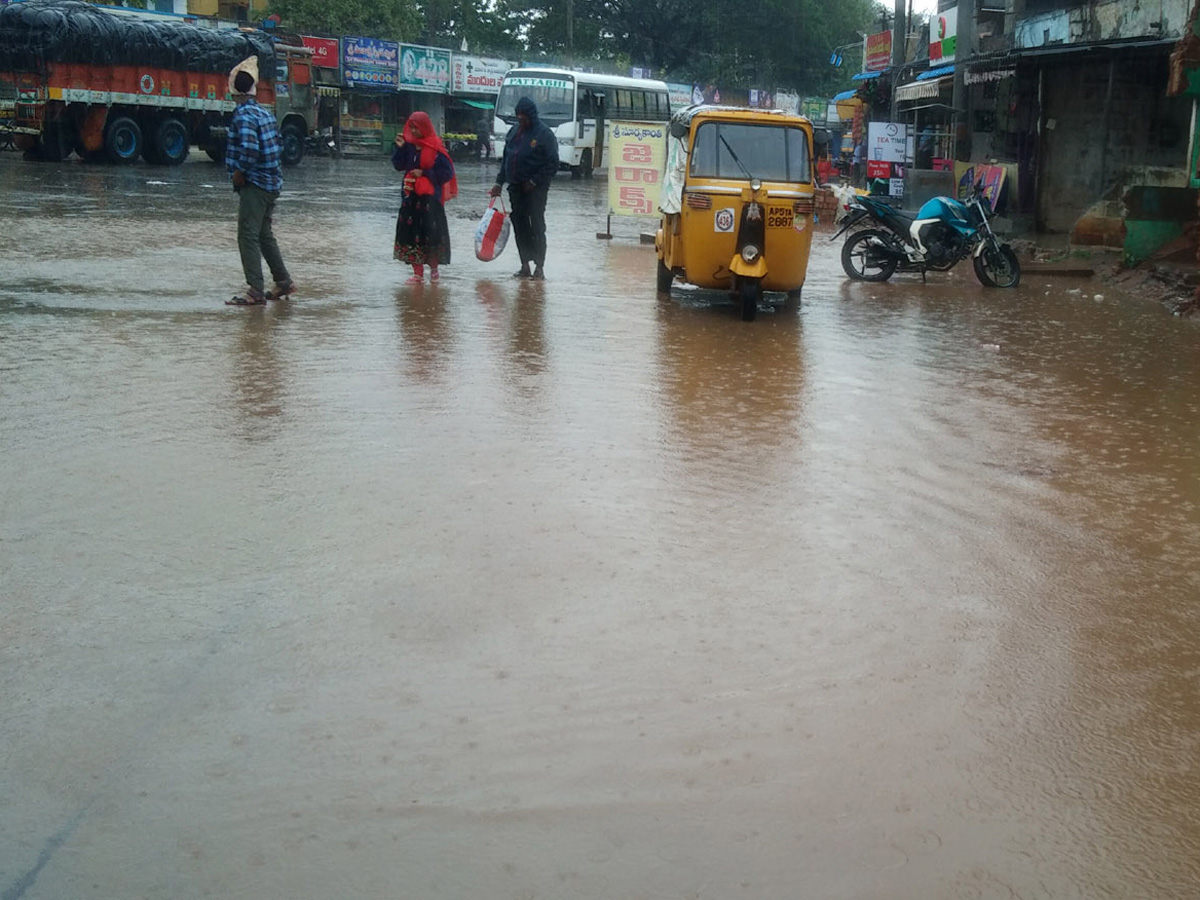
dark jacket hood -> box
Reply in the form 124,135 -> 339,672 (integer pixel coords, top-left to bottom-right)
515,96 -> 540,123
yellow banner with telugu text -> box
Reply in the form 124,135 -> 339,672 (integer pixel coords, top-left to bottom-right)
607,121 -> 667,217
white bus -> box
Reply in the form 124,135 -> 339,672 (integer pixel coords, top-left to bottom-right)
493,67 -> 672,179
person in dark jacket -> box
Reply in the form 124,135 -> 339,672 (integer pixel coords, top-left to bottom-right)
489,96 -> 559,279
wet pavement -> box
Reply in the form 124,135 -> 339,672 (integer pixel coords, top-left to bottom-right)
3,152 -> 1200,900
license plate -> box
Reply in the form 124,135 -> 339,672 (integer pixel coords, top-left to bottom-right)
767,206 -> 794,228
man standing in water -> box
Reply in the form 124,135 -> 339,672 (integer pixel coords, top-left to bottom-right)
489,97 -> 558,280
225,64 -> 294,306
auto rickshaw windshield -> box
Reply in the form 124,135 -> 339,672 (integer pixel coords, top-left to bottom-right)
688,121 -> 811,182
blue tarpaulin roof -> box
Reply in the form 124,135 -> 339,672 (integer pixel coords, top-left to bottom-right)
851,70 -> 883,81
917,64 -> 955,80
832,89 -> 858,101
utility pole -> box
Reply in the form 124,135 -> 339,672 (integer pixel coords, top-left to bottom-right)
950,0 -> 976,160
889,0 -> 904,125
566,0 -> 574,67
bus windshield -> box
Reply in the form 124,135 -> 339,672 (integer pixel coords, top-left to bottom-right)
688,122 -> 811,183
495,75 -> 575,128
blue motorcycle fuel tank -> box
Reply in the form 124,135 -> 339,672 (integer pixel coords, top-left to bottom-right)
915,196 -> 970,225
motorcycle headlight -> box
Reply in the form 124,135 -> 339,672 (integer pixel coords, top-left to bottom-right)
741,244 -> 760,263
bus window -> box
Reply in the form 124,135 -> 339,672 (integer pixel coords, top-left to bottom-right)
632,91 -> 645,117
495,77 -> 575,127
615,90 -> 631,118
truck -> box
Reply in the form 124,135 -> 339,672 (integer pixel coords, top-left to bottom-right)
0,0 -> 317,166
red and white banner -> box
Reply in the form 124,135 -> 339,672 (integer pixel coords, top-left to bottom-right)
301,36 -> 339,69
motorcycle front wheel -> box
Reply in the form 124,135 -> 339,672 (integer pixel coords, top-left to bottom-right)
973,242 -> 1021,288
841,229 -> 898,282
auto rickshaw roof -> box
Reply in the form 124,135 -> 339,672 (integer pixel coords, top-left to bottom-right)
668,104 -> 813,139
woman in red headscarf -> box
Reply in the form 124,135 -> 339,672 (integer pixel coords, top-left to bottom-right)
393,112 -> 459,283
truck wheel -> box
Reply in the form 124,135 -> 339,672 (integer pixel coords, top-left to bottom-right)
39,122 -> 74,162
151,117 -> 189,165
105,116 -> 142,164
280,123 -> 304,167
204,140 -> 227,163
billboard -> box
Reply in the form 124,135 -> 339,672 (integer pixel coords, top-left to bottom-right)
865,30 -> 892,71
400,44 -> 451,93
930,7 -> 958,64
301,36 -> 339,70
342,37 -> 398,90
451,55 -> 513,94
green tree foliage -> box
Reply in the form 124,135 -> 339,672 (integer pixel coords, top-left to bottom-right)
268,0 -> 422,41
270,0 -> 883,95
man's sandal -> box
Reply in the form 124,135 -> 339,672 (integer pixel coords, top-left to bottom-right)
226,289 -> 266,306
265,279 -> 295,300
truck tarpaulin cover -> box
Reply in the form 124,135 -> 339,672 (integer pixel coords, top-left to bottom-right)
0,0 -> 275,76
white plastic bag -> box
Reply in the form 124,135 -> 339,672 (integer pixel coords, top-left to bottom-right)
475,197 -> 511,262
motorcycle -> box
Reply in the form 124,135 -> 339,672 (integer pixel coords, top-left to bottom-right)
831,183 -> 1021,288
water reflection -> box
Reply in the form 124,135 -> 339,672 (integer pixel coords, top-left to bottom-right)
230,304 -> 285,440
654,295 -> 805,476
395,282 -> 453,386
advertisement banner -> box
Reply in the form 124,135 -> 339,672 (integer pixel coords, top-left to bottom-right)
865,30 -> 892,71
451,55 -> 513,94
867,121 -> 907,163
930,6 -> 958,64
400,44 -> 451,94
302,36 -> 339,70
342,37 -> 398,90
607,121 -> 667,217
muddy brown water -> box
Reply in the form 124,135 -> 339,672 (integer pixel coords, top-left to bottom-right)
2,153 -> 1199,899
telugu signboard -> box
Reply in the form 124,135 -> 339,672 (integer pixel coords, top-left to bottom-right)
451,55 -> 513,95
930,6 -> 958,64
342,36 -> 398,90
607,121 -> 667,218
400,44 -> 451,94
301,36 -> 339,70
865,30 -> 892,71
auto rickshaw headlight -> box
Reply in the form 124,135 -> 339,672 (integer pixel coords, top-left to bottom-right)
750,178 -> 762,192
741,243 -> 760,263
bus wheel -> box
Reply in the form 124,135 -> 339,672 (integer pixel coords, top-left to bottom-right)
105,116 -> 142,164
581,148 -> 593,179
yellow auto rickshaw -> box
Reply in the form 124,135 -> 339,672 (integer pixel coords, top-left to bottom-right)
655,105 -> 816,321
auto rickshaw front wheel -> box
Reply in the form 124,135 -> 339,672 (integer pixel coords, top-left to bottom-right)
656,259 -> 675,293
738,276 -> 761,322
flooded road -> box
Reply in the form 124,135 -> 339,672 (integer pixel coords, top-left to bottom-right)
3,153 -> 1200,899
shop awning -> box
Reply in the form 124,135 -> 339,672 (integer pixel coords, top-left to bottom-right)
832,89 -> 858,101
851,70 -> 883,81
895,76 -> 951,102
455,98 -> 494,110
917,64 -> 955,81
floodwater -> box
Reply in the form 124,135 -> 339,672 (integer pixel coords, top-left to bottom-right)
3,151 -> 1200,900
